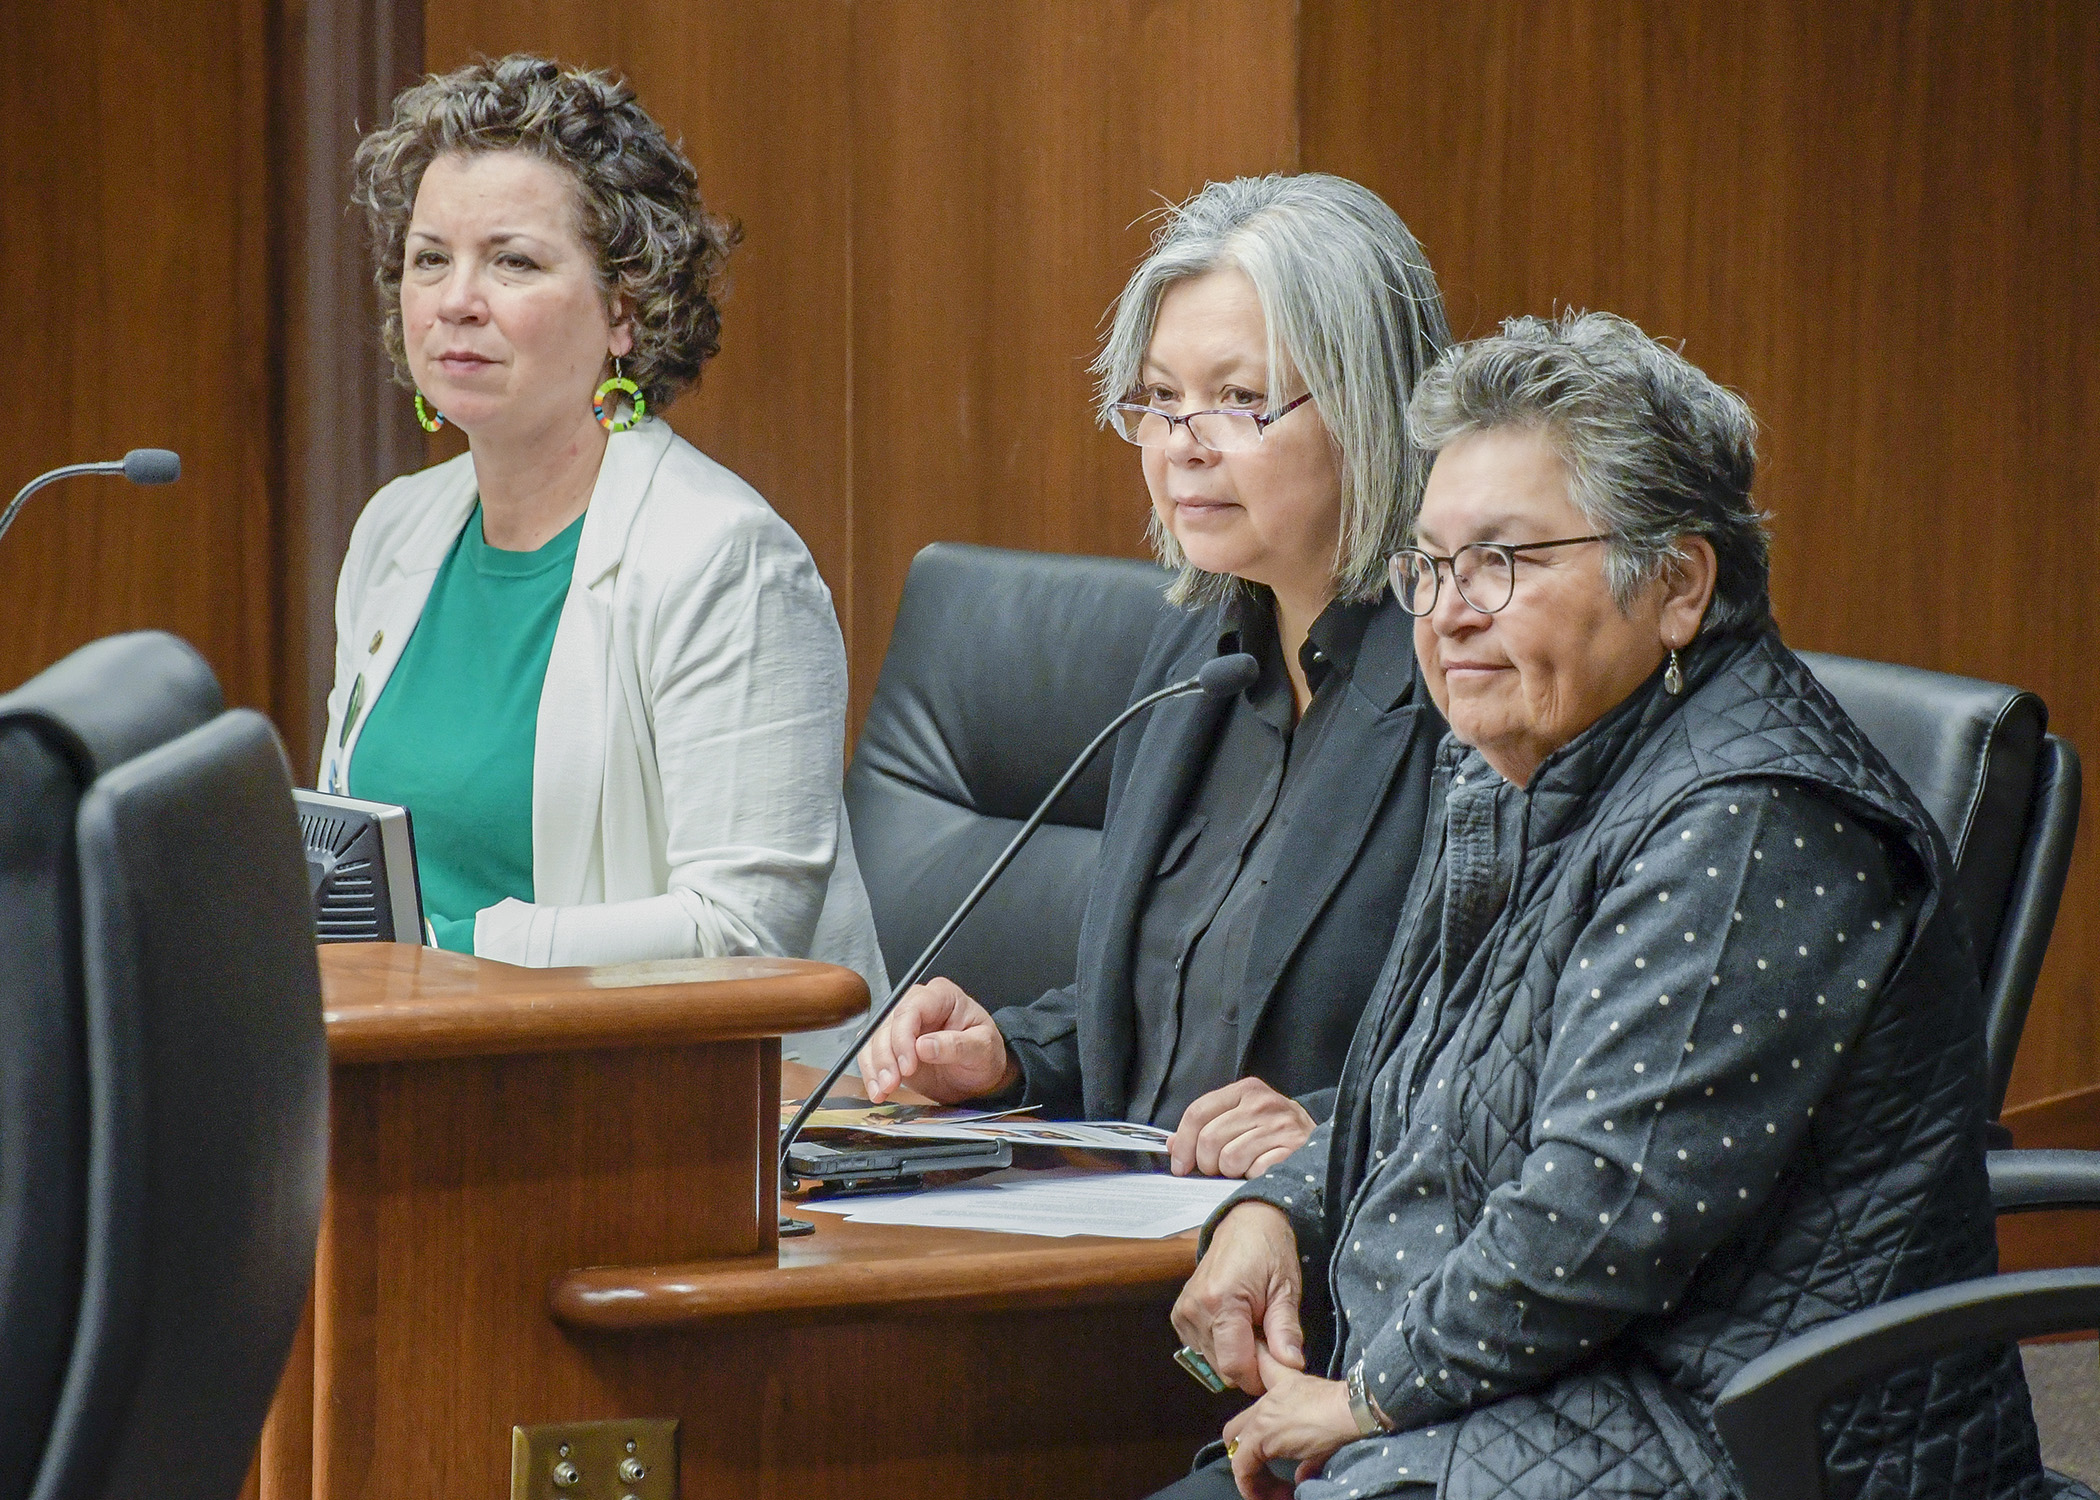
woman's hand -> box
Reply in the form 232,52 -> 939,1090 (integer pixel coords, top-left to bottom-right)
858,978 -> 1018,1104
1222,1345 -> 1358,1500
1171,1201 -> 1304,1395
1170,1078 -> 1316,1178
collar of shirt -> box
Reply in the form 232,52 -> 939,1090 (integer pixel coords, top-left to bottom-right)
1216,588 -> 1383,707
1215,592 -> 1293,731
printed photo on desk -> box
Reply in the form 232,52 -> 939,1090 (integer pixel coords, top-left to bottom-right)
778,1096 -> 1036,1132
783,1097 -> 1173,1154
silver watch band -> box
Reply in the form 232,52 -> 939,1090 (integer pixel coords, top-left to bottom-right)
1346,1360 -> 1388,1437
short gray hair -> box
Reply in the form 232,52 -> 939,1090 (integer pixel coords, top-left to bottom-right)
1092,174 -> 1451,608
1408,310 -> 1771,637
352,54 -> 741,412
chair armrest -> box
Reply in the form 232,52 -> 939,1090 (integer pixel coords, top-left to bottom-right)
1713,1268 -> 2100,1500
1983,734 -> 2080,1116
1988,1148 -> 2100,1213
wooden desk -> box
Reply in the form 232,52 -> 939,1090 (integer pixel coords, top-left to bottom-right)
552,1210 -> 1198,1329
262,948 -> 1235,1500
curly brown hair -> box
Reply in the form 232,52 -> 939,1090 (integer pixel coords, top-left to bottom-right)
351,54 -> 741,412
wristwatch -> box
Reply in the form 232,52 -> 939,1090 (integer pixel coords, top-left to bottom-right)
1346,1359 -> 1392,1437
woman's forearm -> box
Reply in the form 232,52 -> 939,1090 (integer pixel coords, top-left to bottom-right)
473,886 -> 773,967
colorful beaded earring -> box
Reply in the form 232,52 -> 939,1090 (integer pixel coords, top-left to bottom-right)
414,391 -> 446,432
592,359 -> 645,433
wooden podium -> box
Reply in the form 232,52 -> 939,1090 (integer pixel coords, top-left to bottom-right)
258,945 -> 1234,1500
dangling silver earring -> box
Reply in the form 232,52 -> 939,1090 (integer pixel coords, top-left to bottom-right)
1663,647 -> 1685,696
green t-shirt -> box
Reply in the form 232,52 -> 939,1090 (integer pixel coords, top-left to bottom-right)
350,503 -> 584,952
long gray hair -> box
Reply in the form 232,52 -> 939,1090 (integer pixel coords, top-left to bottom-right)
1092,174 -> 1451,608
1409,310 -> 1772,637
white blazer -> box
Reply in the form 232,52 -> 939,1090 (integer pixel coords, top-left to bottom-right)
319,418 -> 884,1053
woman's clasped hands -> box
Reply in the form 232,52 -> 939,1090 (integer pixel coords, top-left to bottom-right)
1173,1202 -> 1359,1499
858,981 -> 1316,1178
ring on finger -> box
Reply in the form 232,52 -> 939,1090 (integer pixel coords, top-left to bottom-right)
1173,1344 -> 1229,1393
1225,1438 -> 1240,1459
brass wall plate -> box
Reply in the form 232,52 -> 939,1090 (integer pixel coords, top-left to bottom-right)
511,1418 -> 677,1500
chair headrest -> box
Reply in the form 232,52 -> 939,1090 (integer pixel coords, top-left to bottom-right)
1799,650 -> 2044,975
0,632 -> 222,780
853,543 -> 1176,827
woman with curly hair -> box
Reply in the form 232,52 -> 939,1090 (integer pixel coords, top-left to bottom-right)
320,55 -> 885,1041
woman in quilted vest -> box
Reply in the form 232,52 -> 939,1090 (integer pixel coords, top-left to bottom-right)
1158,311 -> 2061,1499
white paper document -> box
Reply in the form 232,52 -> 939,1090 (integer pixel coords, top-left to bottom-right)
800,1168 -> 1240,1239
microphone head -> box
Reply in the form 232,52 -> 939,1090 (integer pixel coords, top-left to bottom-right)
1197,652 -> 1260,698
123,449 -> 181,485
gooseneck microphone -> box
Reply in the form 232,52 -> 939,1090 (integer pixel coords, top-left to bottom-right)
0,449 -> 182,549
777,649 -> 1261,1232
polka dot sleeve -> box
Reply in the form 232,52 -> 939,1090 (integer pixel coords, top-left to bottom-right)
1360,779 -> 1918,1430
1204,1117 -> 1336,1266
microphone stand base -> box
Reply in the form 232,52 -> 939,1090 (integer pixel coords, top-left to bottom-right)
779,1213 -> 816,1237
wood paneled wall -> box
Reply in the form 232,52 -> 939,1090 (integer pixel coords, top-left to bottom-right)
5,2 -> 2093,1103
0,0 -> 278,716
1299,0 -> 2099,1106
841,3 -> 1297,673
279,0 -> 428,778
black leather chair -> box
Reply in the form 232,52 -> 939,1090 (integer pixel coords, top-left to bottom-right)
846,542 -> 1176,1012
0,633 -> 327,1500
1707,655 -> 2092,1497
1801,652 -> 2081,1117
0,634 -> 222,1499
1715,1150 -> 2100,1500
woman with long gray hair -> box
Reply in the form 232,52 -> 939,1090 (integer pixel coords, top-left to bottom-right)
861,174 -> 1453,1178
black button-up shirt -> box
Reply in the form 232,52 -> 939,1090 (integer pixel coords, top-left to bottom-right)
1122,591 -> 1378,1127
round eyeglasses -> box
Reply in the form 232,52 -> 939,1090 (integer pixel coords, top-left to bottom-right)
1107,392 -> 1313,453
1389,536 -> 1612,617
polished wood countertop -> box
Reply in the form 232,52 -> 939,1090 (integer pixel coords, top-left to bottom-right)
547,1058 -> 1202,1329
550,1213 -> 1198,1329
319,943 -> 870,1064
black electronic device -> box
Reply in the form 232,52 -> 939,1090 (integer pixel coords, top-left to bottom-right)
294,789 -> 426,943
774,650 -> 1260,1234
784,1138 -> 1014,1196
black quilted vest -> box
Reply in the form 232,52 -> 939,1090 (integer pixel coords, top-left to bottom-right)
1320,628 -> 2049,1500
